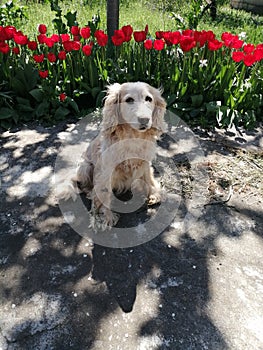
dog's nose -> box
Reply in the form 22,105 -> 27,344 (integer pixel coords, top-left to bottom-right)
138,117 -> 150,127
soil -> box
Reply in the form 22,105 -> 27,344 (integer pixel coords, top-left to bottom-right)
0,115 -> 262,350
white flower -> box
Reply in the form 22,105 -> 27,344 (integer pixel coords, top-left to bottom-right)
243,79 -> 252,89
239,32 -> 246,40
240,79 -> 252,92
199,59 -> 208,68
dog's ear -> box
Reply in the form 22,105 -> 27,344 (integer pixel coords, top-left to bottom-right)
149,86 -> 167,133
102,83 -> 121,133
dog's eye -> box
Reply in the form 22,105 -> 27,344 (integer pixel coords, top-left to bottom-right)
125,97 -> 134,103
145,96 -> 152,102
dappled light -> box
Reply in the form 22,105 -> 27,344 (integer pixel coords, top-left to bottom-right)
0,113 -> 262,348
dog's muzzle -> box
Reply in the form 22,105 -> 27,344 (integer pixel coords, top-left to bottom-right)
138,117 -> 150,130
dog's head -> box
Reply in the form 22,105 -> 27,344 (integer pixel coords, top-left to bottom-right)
102,82 -> 167,134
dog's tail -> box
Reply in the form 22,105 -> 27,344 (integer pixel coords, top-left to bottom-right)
54,170 -> 80,202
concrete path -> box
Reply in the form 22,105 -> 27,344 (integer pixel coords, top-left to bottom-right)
0,116 -> 262,350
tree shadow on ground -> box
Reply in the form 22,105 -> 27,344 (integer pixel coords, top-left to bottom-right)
90,199 -> 262,349
0,120 -> 262,349
205,5 -> 263,32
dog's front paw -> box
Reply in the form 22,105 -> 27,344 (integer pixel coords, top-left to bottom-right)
90,206 -> 119,232
148,189 -> 166,206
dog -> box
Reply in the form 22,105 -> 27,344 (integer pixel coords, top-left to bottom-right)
61,82 -> 167,230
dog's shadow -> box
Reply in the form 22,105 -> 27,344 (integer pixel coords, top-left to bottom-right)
91,244 -> 144,313
86,191 -> 161,312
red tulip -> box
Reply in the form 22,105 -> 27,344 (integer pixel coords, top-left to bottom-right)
51,34 -> 60,43
37,34 -> 47,44
244,54 -> 256,66
144,39 -> 153,50
180,36 -> 196,52
39,70 -> 49,78
82,44 -> 92,56
153,39 -> 165,50
243,44 -> 255,54
0,43 -> 10,54
28,41 -> 38,50
72,41 -> 81,50
44,37 -> 55,48
60,34 -> 70,42
33,54 -> 45,63
94,30 -> 108,46
254,46 -> 263,61
12,47 -> 20,55
63,40 -> 76,52
121,25 -> 133,42
38,24 -> 47,34
80,27 -> 91,39
13,33 -> 28,45
112,29 -> 125,46
222,32 -> 243,49
133,30 -> 146,42
207,39 -> 223,51
71,26 -> 80,36
60,93 -> 67,102
232,51 -> 244,62
58,51 -> 67,60
1,26 -> 16,40
47,52 -> 56,62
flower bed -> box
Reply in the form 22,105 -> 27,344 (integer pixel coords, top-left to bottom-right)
0,23 -> 262,129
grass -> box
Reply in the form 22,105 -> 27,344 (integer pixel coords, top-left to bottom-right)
17,0 -> 263,44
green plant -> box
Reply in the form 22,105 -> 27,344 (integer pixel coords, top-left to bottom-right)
49,0 -> 77,33
0,14 -> 263,129
171,0 -> 207,30
0,0 -> 28,27
0,83 -> 19,129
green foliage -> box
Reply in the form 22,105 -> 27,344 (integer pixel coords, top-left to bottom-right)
0,85 -> 19,129
49,0 -> 77,33
172,0 -> 205,29
0,1 -> 263,129
0,0 -> 28,26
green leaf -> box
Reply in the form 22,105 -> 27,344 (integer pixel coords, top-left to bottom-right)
11,78 -> 25,96
0,120 -> 13,130
35,100 -> 50,118
91,87 -> 101,99
179,83 -> 188,97
16,97 -> 31,106
67,99 -> 79,113
78,83 -> 92,93
173,102 -> 193,111
205,101 -> 221,116
0,107 -> 13,119
191,94 -> 203,108
0,91 -> 12,100
50,0 -> 59,12
24,64 -> 38,90
64,11 -> 77,27
96,90 -> 106,108
12,112 -> 19,124
54,106 -> 70,120
18,104 -> 34,113
166,94 -> 177,107
227,93 -> 236,109
29,89 -> 44,102
11,65 -> 38,97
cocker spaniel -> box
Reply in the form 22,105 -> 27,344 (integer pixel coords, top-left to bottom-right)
63,82 -> 167,230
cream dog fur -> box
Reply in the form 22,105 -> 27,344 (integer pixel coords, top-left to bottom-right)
62,82 -> 167,230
